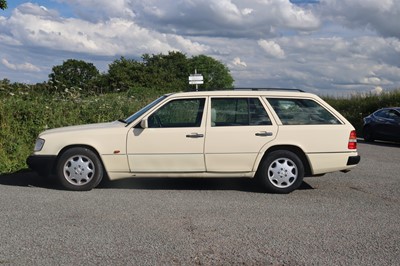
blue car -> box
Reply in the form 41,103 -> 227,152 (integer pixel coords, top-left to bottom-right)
363,107 -> 400,142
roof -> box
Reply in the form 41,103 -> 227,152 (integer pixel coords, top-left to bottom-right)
169,89 -> 316,98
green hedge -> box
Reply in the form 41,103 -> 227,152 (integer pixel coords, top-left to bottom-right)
0,87 -> 170,173
325,90 -> 400,132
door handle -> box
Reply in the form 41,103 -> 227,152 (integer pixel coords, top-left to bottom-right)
186,133 -> 204,138
255,131 -> 273,137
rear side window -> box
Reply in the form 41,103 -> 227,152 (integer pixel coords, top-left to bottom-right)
267,98 -> 341,125
211,98 -> 272,126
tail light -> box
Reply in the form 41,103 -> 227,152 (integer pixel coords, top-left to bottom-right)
348,130 -> 357,149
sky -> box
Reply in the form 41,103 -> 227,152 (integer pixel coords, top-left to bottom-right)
1,0 -> 400,96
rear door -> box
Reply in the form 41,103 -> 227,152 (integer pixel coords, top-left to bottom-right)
204,97 -> 278,172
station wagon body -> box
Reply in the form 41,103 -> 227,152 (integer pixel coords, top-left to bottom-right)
27,90 -> 360,193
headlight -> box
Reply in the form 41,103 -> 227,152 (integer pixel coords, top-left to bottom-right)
34,138 -> 45,152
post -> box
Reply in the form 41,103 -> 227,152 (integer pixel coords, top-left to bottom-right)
195,69 -> 198,91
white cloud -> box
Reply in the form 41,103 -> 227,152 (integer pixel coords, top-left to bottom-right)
232,57 -> 247,67
279,0 -> 321,30
58,0 -> 135,20
167,35 -> 209,55
361,76 -> 382,85
258,40 -> 286,59
220,32 -> 400,92
241,8 -> 253,16
209,0 -> 242,23
370,86 -> 383,95
59,0 -> 321,34
126,0 -> 320,38
321,0 -> 400,38
2,59 -> 40,72
16,2 -> 60,18
1,3 -> 207,57
0,0 -> 400,95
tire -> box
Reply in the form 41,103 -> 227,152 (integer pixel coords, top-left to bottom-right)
56,147 -> 103,191
362,126 -> 374,142
258,150 -> 304,194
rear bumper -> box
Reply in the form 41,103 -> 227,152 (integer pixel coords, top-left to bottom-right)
308,152 -> 360,175
347,155 -> 361,166
26,155 -> 57,177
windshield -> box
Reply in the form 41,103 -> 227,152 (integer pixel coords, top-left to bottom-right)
124,95 -> 168,124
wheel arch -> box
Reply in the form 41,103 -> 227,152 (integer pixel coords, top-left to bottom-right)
257,145 -> 312,177
52,144 -> 108,179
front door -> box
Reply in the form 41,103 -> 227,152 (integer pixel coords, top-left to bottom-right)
127,97 -> 207,173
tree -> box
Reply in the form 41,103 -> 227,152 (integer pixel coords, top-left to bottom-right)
104,52 -> 190,92
142,51 -> 189,90
104,52 -> 234,92
0,0 -> 7,10
0,78 -> 10,86
104,57 -> 144,92
188,55 -> 234,90
49,59 -> 100,93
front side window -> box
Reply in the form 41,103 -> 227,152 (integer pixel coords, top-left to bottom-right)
267,98 -> 341,125
148,98 -> 205,128
125,95 -> 168,124
211,98 -> 272,127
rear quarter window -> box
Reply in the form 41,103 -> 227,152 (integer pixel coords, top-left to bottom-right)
267,98 -> 341,125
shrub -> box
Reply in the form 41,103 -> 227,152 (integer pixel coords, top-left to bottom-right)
0,87 -> 158,173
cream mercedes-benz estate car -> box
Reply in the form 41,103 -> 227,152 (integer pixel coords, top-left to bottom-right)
27,89 -> 360,193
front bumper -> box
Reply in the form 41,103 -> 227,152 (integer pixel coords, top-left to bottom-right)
26,155 -> 57,177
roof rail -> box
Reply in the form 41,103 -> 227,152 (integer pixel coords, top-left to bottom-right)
234,88 -> 305,92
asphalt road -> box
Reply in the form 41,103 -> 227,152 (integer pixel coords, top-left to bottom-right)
0,142 -> 399,265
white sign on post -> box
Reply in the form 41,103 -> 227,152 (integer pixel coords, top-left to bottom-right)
188,74 -> 204,85
189,72 -> 203,91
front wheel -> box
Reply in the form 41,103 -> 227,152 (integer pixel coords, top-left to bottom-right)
258,150 -> 304,194
56,147 -> 103,191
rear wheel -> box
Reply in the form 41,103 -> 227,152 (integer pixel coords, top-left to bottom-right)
258,150 -> 304,194
56,147 -> 103,191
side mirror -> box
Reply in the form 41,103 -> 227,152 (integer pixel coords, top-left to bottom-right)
140,119 -> 148,129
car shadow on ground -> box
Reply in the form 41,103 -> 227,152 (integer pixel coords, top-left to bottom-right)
0,169 -> 59,189
0,169 -> 313,193
97,177 -> 314,193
